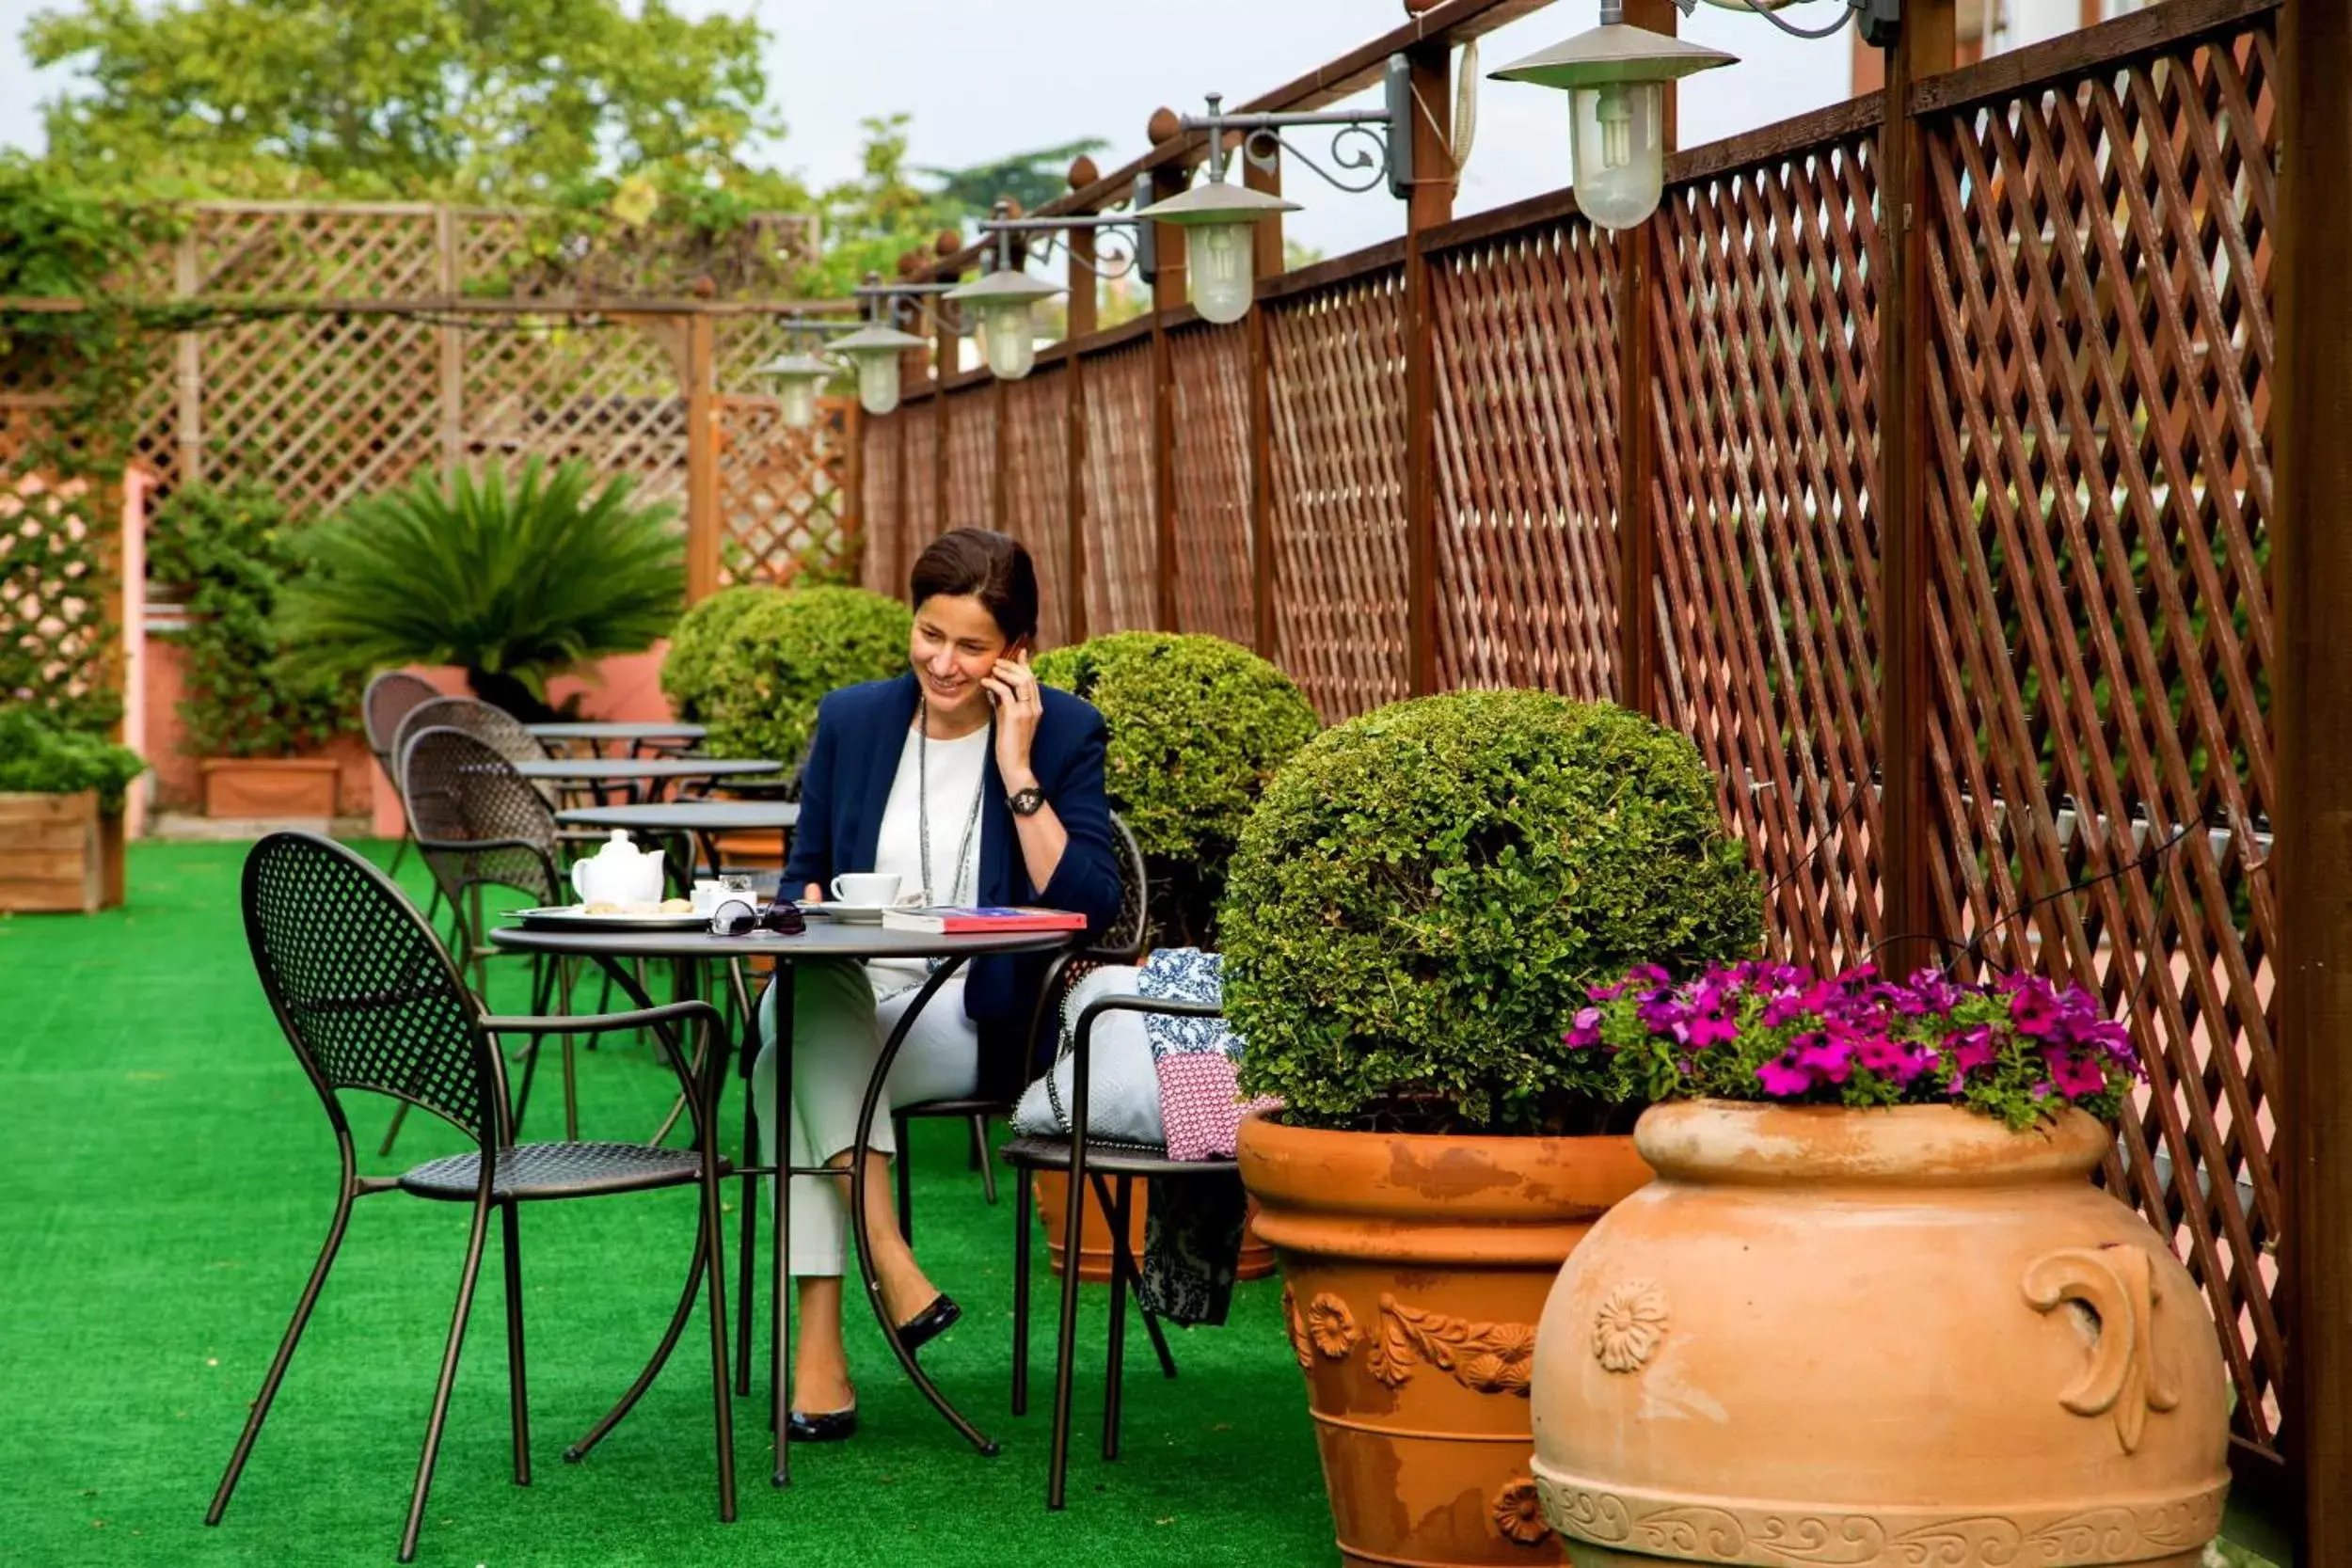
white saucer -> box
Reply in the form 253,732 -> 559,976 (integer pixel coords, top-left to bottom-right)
803,898 -> 922,925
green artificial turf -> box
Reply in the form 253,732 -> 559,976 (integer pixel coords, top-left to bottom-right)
0,840 -> 1330,1567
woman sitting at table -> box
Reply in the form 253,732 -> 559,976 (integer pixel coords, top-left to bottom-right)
752,527 -> 1121,1440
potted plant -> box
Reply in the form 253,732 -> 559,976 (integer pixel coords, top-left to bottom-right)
1031,632 -> 1319,1280
660,581 -> 911,768
1530,962 -> 2230,1568
1220,690 -> 1763,1568
0,705 -> 145,912
148,483 -> 360,818
274,457 -> 683,721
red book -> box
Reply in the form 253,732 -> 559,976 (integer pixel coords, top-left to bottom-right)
880,905 -> 1088,935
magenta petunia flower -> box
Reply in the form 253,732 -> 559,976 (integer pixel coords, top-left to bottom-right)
1756,1054 -> 1814,1096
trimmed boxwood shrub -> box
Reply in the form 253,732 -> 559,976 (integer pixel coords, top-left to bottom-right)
660,584 -> 910,766
1221,690 -> 1762,1135
1034,632 -> 1319,945
0,706 -> 146,809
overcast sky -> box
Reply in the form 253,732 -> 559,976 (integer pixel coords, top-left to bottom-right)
0,0 -> 1855,263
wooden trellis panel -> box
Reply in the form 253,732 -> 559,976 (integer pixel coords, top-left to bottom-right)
942,386 -> 995,531
1429,216 -> 1620,702
1082,341 -> 1158,635
860,408 -> 899,597
1000,365 -> 1072,649
714,396 -> 850,587
1168,322 -> 1253,645
1264,269 -> 1410,721
1650,119 -> 1888,973
899,398 -> 939,588
1918,17 -> 2282,1456
194,204 -> 442,299
459,321 -> 688,504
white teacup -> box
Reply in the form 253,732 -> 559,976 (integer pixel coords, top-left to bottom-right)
831,872 -> 904,906
689,879 -> 726,917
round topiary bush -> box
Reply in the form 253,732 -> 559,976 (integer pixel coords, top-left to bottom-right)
1221,689 -> 1762,1135
1034,631 -> 1320,944
660,584 -> 911,766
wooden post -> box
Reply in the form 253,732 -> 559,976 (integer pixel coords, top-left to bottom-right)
841,398 -> 864,583
1874,0 -> 1956,977
891,401 -> 910,596
1243,147 -> 1285,282
172,230 -> 202,487
1403,39 -> 1456,697
436,205 -> 463,476
2276,0 -> 2352,1555
933,301 -> 956,534
1063,217 -> 1097,643
684,312 -> 721,603
1614,0 -> 1678,717
1248,298 -> 1277,661
1150,162 -> 1188,633
1067,223 -> 1099,342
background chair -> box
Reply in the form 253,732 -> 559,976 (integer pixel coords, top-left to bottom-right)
891,812 -> 1153,1239
361,671 -> 440,882
205,832 -> 734,1564
1001,990 -> 1233,1510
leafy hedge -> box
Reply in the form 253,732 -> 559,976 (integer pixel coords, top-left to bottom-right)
147,483 -> 358,758
1033,632 -> 1318,943
1222,690 -> 1763,1135
0,705 -> 146,808
660,584 -> 910,766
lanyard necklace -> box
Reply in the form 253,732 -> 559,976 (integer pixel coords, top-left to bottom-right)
916,707 -> 986,906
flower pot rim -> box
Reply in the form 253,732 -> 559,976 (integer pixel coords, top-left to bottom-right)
1632,1097 -> 2112,1186
199,755 -> 344,773
1238,1104 -> 1635,1153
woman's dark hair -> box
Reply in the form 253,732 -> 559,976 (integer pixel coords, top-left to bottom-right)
909,528 -> 1040,643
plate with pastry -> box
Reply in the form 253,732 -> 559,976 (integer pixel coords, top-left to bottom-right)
510,897 -> 710,929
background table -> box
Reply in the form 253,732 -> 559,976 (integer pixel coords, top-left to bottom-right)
511,756 -> 781,804
526,720 -> 708,758
558,800 -> 801,887
487,920 -> 1073,1485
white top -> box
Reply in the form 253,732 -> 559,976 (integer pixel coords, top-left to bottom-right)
866,719 -> 991,990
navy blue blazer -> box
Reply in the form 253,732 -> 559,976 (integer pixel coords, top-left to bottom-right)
782,671 -> 1124,1096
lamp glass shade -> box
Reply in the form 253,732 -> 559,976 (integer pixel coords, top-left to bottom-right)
850,351 -> 902,417
1188,219 -> 1257,325
777,374 -> 818,428
1569,80 -> 1665,231
979,299 -> 1037,380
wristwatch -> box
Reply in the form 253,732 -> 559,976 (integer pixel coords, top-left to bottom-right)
1007,784 -> 1047,818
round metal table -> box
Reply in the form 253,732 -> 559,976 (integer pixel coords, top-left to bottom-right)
511,756 -> 782,804
525,720 -> 708,759
558,800 -> 802,890
487,919 -> 1073,1486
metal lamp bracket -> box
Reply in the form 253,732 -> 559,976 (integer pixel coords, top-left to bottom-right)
1184,53 -> 1413,200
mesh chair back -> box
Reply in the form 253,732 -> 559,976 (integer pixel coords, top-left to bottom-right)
1099,812 -> 1151,960
400,726 -> 563,905
243,832 -> 497,1140
392,695 -> 547,771
362,672 -> 440,765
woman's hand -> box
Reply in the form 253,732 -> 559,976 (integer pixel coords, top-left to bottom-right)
983,649 -> 1042,792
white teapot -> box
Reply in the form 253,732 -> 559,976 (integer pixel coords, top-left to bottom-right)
569,830 -> 665,908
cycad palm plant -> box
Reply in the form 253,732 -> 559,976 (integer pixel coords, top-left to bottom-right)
278,458 -> 685,719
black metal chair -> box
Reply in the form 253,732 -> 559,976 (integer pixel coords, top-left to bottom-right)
1002,989 -> 1233,1510
362,671 -> 440,885
398,725 -> 583,1144
891,812 -> 1153,1238
204,832 -> 736,1564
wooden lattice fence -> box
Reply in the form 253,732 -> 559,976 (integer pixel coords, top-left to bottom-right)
859,0 -> 2292,1486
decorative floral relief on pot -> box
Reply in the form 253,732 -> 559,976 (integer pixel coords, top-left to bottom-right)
1369,1293 -> 1537,1396
2021,1243 -> 2179,1455
1592,1279 -> 1669,1373
1282,1285 -> 1361,1370
1492,1479 -> 1550,1547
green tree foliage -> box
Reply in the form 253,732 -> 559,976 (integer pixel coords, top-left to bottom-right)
24,0 -> 793,210
1221,691 -> 1763,1136
918,137 -> 1111,218
145,482 -> 359,758
274,458 -> 683,720
802,115 -> 961,298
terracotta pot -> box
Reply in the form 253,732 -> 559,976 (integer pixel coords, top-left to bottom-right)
1036,1171 -> 1277,1283
1240,1112 -> 1652,1567
200,757 -> 340,818
1532,1101 -> 2232,1568
0,791 -> 124,913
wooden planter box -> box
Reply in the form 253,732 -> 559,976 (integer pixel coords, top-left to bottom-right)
201,757 -> 340,818
0,791 -> 125,913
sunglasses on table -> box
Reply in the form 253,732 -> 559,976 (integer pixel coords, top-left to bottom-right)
707,898 -> 806,938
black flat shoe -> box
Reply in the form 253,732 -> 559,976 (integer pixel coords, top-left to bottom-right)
786,1406 -> 858,1443
895,1293 -> 961,1354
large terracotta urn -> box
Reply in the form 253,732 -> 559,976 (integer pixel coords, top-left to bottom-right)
1240,1112 -> 1653,1567
1532,1101 -> 2231,1568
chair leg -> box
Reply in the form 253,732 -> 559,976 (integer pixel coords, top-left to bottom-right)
1100,1175 -> 1131,1463
1101,1181 -> 1179,1382
205,1183 -> 358,1527
566,1212 -> 710,1464
397,1197 -> 494,1564
375,1101 -> 411,1159
972,1116 -> 999,1205
893,1115 -> 914,1243
1010,1165 -> 1033,1417
735,1071 -> 758,1399
1048,1148 -> 1088,1510
560,1032 -> 580,1142
501,1201 -> 531,1487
